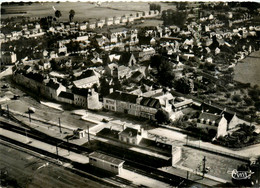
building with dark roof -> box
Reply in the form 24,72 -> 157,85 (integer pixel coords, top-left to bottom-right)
197,111 -> 228,138
118,127 -> 145,145
58,91 -> 74,104
103,91 -> 163,120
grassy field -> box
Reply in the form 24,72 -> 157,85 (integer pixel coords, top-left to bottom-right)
234,50 -> 260,87
1,2 -> 176,22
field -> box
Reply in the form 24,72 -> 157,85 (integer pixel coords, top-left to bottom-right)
234,50 -> 260,87
1,2 -> 176,22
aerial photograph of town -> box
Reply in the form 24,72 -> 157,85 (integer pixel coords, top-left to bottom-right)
0,0 -> 260,187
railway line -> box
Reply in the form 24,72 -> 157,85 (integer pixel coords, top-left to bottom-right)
0,113 -> 203,187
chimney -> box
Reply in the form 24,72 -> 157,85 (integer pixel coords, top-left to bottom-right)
140,128 -> 144,136
122,123 -> 126,130
109,87 -> 113,94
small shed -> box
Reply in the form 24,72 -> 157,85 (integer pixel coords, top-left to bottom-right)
73,128 -> 86,139
89,152 -> 124,175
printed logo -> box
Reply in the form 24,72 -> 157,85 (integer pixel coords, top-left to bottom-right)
228,169 -> 254,180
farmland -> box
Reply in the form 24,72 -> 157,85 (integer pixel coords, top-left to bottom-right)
1,2 -> 176,22
234,50 -> 260,87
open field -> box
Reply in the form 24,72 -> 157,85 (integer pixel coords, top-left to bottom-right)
1,2 -> 176,22
234,50 -> 260,87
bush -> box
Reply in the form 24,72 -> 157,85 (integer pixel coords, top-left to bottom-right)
232,94 -> 242,102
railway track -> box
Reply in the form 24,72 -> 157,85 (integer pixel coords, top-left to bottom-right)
0,128 -> 133,188
0,114 -> 200,187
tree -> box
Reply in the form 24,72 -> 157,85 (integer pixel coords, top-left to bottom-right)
174,77 -> 192,94
149,3 -> 161,13
232,94 -> 242,102
150,55 -> 162,70
55,10 -> 62,20
244,97 -> 254,106
155,109 -> 170,124
162,9 -> 187,28
158,60 -> 175,88
69,9 -> 75,22
255,101 -> 260,111
66,40 -> 80,53
100,78 -> 110,97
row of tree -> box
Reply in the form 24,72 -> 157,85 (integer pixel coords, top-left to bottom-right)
149,3 -> 161,13
54,9 -> 75,22
161,9 -> 187,28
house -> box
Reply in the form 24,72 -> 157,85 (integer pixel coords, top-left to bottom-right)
76,35 -> 89,42
105,63 -> 118,77
38,59 -> 51,70
104,91 -> 178,120
79,24 -> 87,31
110,33 -> 118,43
139,47 -> 156,62
117,65 -> 132,79
107,54 -> 121,63
197,112 -> 228,138
121,16 -> 127,23
104,91 -> 140,116
23,65 -> 33,73
58,45 -> 67,55
87,89 -> 102,110
128,16 -> 135,23
73,69 -> 100,89
91,57 -> 103,64
172,97 -> 193,111
88,23 -> 96,29
119,53 -> 137,66
97,21 -> 105,28
58,91 -> 74,104
103,92 -> 117,111
1,52 -> 17,64
71,87 -> 101,110
119,127 -> 145,145
96,36 -> 110,47
139,96 -> 161,120
106,18 -> 114,26
13,69 -> 43,91
45,79 -> 66,100
130,71 -> 144,83
72,87 -> 88,108
73,75 -> 99,88
114,17 -> 121,25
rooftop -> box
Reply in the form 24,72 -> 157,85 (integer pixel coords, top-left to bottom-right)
119,127 -> 138,137
58,91 -> 74,100
140,97 -> 161,109
198,112 -> 223,123
73,75 -> 99,88
89,152 -> 124,166
105,91 -> 138,104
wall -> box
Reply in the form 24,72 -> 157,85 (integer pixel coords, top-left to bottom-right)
89,157 -> 122,175
104,98 -> 117,111
74,94 -> 87,108
172,147 -> 182,165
